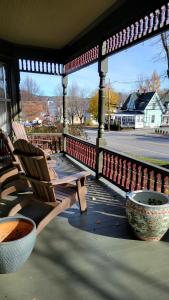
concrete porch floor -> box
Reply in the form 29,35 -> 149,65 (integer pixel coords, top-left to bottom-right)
1,155 -> 169,300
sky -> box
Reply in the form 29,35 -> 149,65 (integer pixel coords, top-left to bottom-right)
20,34 -> 168,97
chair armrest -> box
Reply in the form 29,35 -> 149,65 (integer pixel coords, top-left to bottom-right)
51,171 -> 90,186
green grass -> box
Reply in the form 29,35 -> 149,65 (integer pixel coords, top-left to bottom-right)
127,153 -> 168,166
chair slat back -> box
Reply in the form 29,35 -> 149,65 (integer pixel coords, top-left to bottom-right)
0,129 -> 22,170
14,139 -> 57,202
12,121 -> 28,141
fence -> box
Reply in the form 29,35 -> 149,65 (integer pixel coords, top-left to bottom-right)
65,134 -> 169,194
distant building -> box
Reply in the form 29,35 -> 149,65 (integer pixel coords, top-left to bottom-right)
160,93 -> 169,126
114,92 -> 165,128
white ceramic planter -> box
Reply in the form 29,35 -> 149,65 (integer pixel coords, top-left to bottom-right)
126,190 -> 169,241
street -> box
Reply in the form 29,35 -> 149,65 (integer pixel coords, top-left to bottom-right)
83,128 -> 169,163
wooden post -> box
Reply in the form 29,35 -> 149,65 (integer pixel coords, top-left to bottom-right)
62,74 -> 68,152
96,42 -> 107,179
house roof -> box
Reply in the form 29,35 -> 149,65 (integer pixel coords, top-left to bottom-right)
121,92 -> 156,112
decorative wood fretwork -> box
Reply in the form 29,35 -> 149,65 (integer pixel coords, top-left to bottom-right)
64,46 -> 99,74
19,59 -> 63,75
105,3 -> 169,56
65,3 -> 169,74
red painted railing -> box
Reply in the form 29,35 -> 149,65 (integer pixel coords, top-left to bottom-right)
28,133 -> 63,152
65,135 -> 96,170
101,148 -> 169,194
65,134 -> 169,194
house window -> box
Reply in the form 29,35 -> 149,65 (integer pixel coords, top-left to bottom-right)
151,115 -> 155,123
0,63 -> 10,133
152,103 -> 156,109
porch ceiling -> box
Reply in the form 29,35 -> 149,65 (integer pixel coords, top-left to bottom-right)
0,0 -> 118,49
0,0 -> 167,65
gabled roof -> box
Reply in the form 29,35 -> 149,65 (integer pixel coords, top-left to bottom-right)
121,92 -> 156,112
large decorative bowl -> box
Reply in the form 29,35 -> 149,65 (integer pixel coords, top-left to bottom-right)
126,190 -> 169,241
0,216 -> 36,273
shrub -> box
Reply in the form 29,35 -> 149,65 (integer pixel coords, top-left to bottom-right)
111,121 -> 121,131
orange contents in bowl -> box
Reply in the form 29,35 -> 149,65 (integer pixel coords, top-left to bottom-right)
0,220 -> 33,242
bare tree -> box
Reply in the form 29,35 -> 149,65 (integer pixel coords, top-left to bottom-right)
20,76 -> 41,101
67,83 -> 88,124
161,32 -> 169,79
137,71 -> 160,93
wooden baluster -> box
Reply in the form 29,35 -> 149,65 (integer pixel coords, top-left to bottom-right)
119,31 -> 122,47
109,154 -> 114,180
148,13 -> 154,33
106,153 -> 110,177
136,165 -> 142,190
143,16 -> 148,35
126,161 -> 131,190
161,174 -> 168,194
130,24 -> 134,42
115,33 -> 119,49
138,19 -> 143,38
154,9 -> 160,31
121,159 -> 127,187
84,145 -> 87,163
122,29 -> 126,46
113,156 -> 118,183
91,147 -> 94,169
126,27 -> 130,44
87,145 -> 90,166
141,167 -> 147,189
160,5 -> 166,28
109,37 -> 113,52
166,3 -> 169,25
131,163 -> 136,191
117,157 -> 122,185
93,148 -> 96,170
134,22 -> 139,40
92,147 -> 95,169
155,172 -> 161,192
89,146 -> 92,168
148,169 -> 154,190
112,35 -> 115,51
83,144 -> 86,163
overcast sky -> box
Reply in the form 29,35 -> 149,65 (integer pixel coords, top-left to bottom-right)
20,34 -> 168,97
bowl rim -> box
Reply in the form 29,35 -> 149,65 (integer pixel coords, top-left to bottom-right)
126,190 -> 169,208
0,216 -> 36,245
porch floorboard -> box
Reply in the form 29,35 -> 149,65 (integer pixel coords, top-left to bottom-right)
0,155 -> 169,300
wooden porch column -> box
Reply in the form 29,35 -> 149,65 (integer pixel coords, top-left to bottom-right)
96,42 -> 108,179
62,74 -> 68,152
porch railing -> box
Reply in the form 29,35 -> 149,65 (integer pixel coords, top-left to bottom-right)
101,148 -> 169,194
65,134 -> 169,194
28,132 -> 63,152
1,130 -> 169,195
65,134 -> 96,170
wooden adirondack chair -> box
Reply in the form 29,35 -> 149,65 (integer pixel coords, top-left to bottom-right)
0,130 -> 29,197
9,139 -> 90,234
12,121 -> 53,154
0,130 -> 59,197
